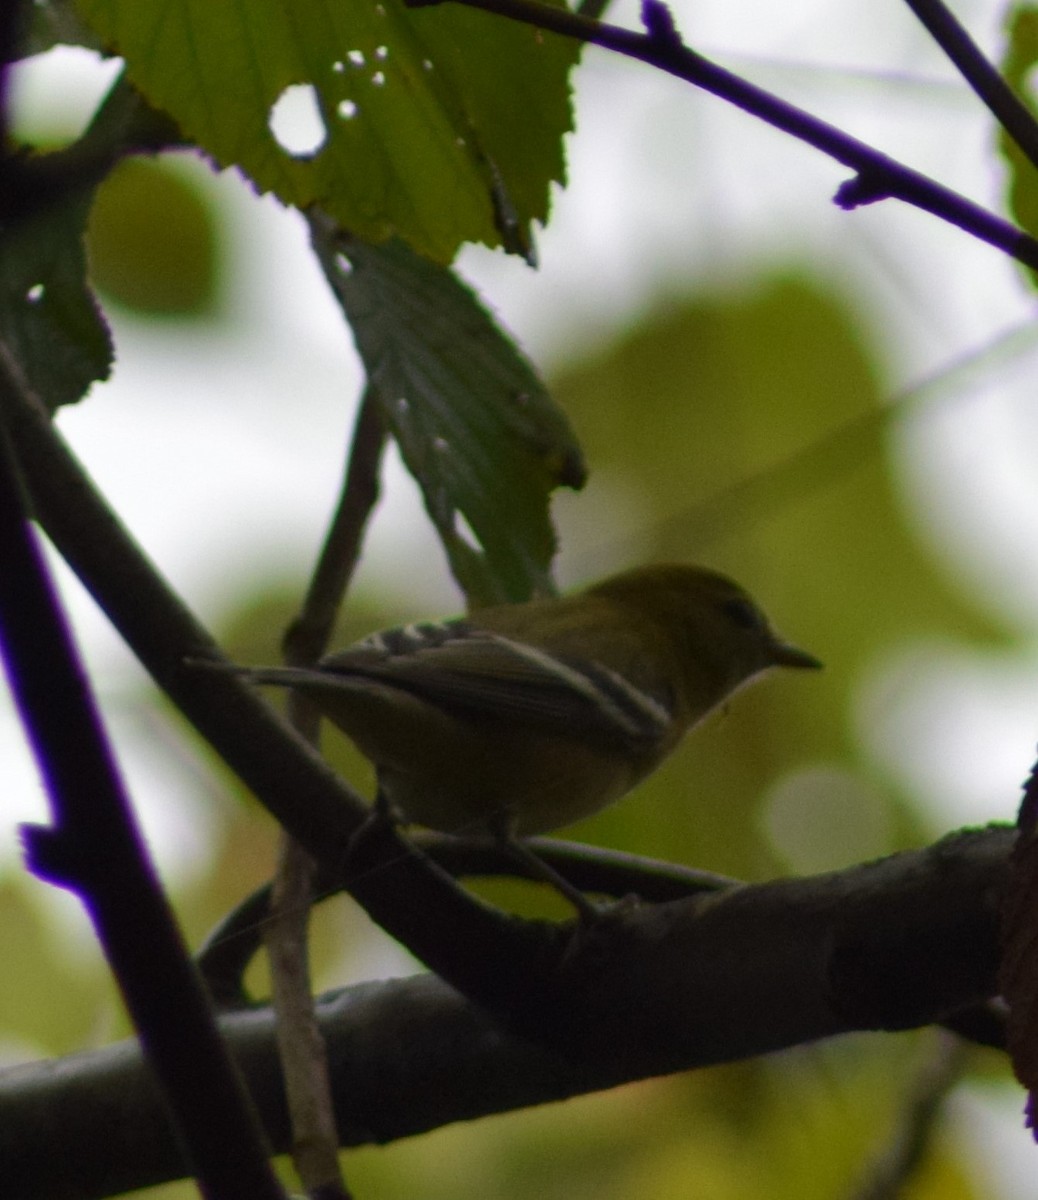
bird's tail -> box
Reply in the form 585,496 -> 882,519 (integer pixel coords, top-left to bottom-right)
184,657 -> 335,690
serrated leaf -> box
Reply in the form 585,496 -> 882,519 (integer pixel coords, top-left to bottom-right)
0,189 -> 113,412
72,0 -> 578,262
312,222 -> 586,604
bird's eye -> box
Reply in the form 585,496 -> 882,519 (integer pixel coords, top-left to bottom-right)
721,597 -> 765,631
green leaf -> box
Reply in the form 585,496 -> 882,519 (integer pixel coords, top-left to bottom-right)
0,188 -> 113,413
0,74 -> 178,410
312,221 -> 586,605
72,0 -> 579,262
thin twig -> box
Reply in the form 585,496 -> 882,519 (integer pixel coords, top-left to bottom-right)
283,386 -> 387,667
266,837 -> 350,1199
265,387 -> 385,1200
406,0 -> 1038,270
900,0 -> 1038,174
0,376 -> 284,1200
198,838 -> 741,996
846,1030 -> 968,1200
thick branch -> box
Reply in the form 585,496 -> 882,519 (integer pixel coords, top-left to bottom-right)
0,826 -> 1011,1200
197,836 -> 739,1005
0,388 -> 283,1200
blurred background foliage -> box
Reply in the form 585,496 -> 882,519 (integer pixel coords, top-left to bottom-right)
86,156 -> 221,318
5,3 -> 1038,1196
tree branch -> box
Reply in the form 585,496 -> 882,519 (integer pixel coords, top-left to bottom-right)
405,0 -> 1038,270
197,838 -> 738,1002
266,385 -> 385,1200
0,825 -> 1012,1199
899,0 -> 1038,174
0,375 -> 284,1200
281,384 -> 386,668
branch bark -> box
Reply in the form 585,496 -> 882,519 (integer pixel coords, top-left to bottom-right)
0,368 -> 285,1200
265,386 -> 385,1199
0,825 -> 1011,1199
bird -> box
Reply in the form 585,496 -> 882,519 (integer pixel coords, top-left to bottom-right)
212,564 -> 820,914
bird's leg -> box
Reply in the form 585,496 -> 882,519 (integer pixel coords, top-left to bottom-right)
489,813 -> 602,922
341,784 -> 400,872
358,788 -> 602,921
372,785 -> 397,825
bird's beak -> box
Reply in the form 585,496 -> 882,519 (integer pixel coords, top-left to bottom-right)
771,641 -> 823,670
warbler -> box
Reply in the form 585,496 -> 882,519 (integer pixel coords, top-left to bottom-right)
218,565 -> 819,874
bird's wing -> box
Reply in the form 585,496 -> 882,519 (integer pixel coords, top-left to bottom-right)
319,621 -> 672,746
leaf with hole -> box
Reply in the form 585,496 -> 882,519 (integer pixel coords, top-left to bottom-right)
73,0 -> 579,262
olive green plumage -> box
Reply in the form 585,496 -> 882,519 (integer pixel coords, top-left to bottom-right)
229,564 -> 820,839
